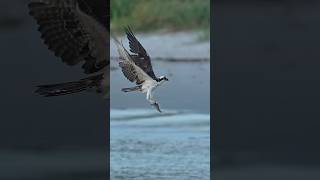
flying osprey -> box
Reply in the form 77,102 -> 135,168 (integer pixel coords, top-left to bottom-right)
28,0 -> 109,98
113,27 -> 169,112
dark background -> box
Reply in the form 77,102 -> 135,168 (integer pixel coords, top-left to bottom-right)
0,0 -> 109,179
213,0 -> 320,179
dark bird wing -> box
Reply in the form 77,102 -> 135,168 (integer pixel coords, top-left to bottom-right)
28,0 -> 108,74
125,27 -> 158,80
113,36 -> 153,85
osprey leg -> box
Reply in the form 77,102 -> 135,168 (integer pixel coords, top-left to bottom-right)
146,90 -> 162,112
121,85 -> 141,92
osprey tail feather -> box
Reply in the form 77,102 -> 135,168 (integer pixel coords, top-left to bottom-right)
121,85 -> 142,92
35,74 -> 104,97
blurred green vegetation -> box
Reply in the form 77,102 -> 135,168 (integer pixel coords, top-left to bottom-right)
111,0 -> 210,33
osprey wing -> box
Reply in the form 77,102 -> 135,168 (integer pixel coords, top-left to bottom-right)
28,0 -> 108,74
113,37 -> 153,85
125,27 -> 158,80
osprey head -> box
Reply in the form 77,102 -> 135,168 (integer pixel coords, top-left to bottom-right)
158,75 -> 169,82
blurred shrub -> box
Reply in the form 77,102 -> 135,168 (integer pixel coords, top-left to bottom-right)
111,0 -> 210,32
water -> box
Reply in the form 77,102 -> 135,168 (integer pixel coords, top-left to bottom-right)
110,109 -> 210,180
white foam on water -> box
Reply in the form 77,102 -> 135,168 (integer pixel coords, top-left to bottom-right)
110,108 -> 210,128
110,108 -> 158,119
110,108 -> 180,120
119,113 -> 209,126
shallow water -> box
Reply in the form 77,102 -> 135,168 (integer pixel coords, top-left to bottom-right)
110,108 -> 210,180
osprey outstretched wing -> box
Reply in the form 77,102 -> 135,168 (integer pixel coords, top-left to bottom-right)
125,27 -> 158,81
28,0 -> 108,74
29,0 -> 109,98
113,36 -> 152,85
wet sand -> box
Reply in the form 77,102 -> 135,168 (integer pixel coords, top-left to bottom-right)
110,31 -> 210,60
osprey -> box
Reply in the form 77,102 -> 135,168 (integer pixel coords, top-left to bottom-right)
28,0 -> 109,98
113,27 -> 169,112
